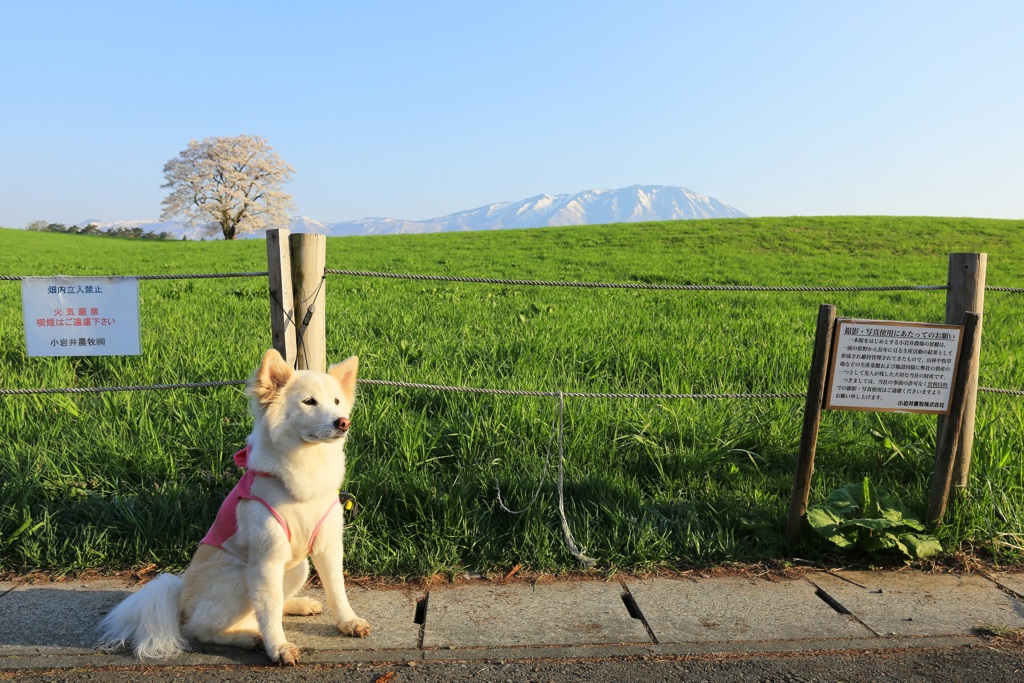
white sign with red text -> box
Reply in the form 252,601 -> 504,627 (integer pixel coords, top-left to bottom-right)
22,277 -> 141,356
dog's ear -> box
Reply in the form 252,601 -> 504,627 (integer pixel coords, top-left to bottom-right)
250,348 -> 294,406
328,355 -> 359,403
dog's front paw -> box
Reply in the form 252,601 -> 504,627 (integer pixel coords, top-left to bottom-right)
271,641 -> 301,666
339,617 -> 370,638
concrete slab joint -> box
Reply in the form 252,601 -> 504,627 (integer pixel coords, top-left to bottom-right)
420,581 -> 652,649
414,593 -> 429,649
619,582 -> 659,644
625,576 -> 874,645
808,571 -> 1024,638
990,573 -> 1024,603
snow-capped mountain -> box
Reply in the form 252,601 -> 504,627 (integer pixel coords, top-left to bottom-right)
322,185 -> 745,236
76,185 -> 745,239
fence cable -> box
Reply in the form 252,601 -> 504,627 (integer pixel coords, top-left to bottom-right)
3,271 -> 1021,292
325,269 -> 950,292
2,373 -> 1020,565
293,275 -> 327,371
494,392 -> 595,566
495,415 -> 555,517
2,378 -> 1021,398
1,272 -> 268,281
553,393 -> 596,567
356,378 -> 802,401
979,387 -> 1024,396
0,380 -> 247,395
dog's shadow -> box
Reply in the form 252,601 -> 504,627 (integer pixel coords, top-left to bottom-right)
0,585 -> 267,664
0,586 -> 131,653
0,584 -> 407,665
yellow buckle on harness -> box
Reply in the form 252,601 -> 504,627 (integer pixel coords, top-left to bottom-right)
338,491 -> 359,520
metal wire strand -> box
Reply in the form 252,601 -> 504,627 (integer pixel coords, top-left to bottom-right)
495,408 -> 557,516
355,378 -> 803,400
551,393 -> 597,567
325,269 -> 948,292
979,387 -> 1024,396
3,378 -> 1021,398
0,380 -> 246,395
493,393 -> 598,567
2,272 -> 267,281
2,268 -> 1019,292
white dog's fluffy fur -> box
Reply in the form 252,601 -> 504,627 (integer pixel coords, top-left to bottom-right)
99,349 -> 368,665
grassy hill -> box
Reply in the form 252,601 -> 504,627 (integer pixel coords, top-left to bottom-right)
1,216 -> 1022,575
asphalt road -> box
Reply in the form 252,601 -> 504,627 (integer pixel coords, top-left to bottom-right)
5,644 -> 1024,683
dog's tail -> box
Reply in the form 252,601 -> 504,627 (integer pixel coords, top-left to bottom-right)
98,573 -> 186,659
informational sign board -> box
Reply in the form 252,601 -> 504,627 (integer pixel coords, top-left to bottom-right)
21,277 -> 141,357
826,318 -> 963,415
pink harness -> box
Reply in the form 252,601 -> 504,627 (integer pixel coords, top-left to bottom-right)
200,445 -> 340,554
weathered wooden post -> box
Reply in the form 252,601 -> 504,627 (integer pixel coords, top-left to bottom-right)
289,233 -> 327,372
266,228 -> 297,363
940,253 -> 986,497
928,312 -> 982,525
786,303 -> 837,546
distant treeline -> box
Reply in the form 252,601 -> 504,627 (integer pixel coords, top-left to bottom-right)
25,220 -> 182,240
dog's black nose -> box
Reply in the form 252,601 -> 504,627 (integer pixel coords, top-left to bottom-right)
335,417 -> 350,433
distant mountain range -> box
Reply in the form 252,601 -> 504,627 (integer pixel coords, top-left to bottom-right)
77,185 -> 746,239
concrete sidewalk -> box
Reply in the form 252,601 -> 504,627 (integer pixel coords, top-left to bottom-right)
2,570 -> 1024,671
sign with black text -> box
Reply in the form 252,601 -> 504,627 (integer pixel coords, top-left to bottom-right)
21,277 -> 141,357
826,319 -> 962,415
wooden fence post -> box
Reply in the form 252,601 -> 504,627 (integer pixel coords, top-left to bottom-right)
289,233 -> 327,372
786,303 -> 837,546
928,312 -> 982,525
266,229 -> 297,363
939,253 -> 986,498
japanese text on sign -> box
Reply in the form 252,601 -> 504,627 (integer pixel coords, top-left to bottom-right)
21,277 -> 141,357
826,319 -> 962,415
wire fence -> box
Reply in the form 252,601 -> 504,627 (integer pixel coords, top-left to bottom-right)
1,265 -> 1022,397
5,263 -> 1022,565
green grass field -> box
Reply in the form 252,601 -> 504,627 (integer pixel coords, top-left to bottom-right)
1,216 -> 1022,576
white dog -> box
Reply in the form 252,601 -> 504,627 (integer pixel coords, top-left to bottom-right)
100,349 -> 369,665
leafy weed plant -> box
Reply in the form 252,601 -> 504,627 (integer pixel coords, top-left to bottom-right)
807,476 -> 942,562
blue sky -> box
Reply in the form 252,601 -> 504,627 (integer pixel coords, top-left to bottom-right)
2,1 -> 1021,227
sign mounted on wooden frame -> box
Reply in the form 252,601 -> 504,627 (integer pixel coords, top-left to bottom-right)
825,318 -> 963,415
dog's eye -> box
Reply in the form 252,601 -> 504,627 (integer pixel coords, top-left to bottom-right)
334,398 -> 340,405
302,397 -> 318,406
